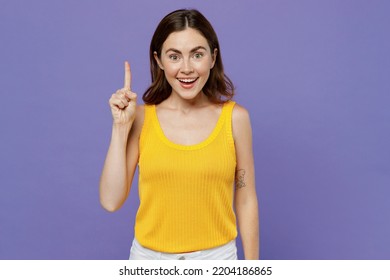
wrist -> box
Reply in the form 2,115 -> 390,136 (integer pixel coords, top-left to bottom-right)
111,122 -> 132,143
112,121 -> 133,131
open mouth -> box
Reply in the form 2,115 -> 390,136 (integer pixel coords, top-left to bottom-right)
177,78 -> 199,84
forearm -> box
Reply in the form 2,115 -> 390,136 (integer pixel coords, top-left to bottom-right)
236,198 -> 259,259
99,123 -> 132,212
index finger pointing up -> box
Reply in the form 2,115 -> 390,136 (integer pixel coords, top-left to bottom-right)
124,61 -> 131,90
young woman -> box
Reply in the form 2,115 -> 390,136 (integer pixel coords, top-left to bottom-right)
99,9 -> 259,260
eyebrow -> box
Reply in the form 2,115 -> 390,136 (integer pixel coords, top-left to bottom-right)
165,46 -> 207,54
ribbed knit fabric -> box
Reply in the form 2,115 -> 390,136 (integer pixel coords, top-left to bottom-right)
135,101 -> 237,253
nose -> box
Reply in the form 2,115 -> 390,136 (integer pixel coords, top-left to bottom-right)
180,58 -> 194,74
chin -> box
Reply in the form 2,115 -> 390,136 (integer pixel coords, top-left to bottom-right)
176,91 -> 203,101
171,86 -> 203,100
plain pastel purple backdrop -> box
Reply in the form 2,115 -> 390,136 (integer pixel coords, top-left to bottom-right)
0,0 -> 389,259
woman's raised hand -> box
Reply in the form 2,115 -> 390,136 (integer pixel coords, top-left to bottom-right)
109,61 -> 137,124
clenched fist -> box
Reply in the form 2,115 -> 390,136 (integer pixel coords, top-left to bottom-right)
109,61 -> 137,124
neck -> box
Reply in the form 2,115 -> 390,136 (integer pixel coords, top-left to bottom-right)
163,91 -> 211,112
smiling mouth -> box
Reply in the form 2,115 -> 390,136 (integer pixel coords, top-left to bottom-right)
177,78 -> 198,84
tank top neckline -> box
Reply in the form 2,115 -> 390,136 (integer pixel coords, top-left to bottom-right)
150,101 -> 232,150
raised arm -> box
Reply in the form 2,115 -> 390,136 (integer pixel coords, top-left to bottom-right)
232,104 -> 259,259
99,61 -> 142,212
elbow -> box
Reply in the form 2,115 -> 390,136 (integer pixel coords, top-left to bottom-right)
99,197 -> 122,213
99,183 -> 124,212
101,204 -> 119,213
234,195 -> 259,212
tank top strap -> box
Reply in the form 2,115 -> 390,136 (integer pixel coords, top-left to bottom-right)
222,100 -> 236,149
143,104 -> 153,120
143,104 -> 156,130
139,105 -> 154,152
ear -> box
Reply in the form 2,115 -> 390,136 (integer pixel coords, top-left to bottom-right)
154,51 -> 164,70
211,48 -> 218,69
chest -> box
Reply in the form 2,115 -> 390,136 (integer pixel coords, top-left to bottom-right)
156,108 -> 222,146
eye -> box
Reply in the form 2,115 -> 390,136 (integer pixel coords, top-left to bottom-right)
193,52 -> 204,59
169,54 -> 180,61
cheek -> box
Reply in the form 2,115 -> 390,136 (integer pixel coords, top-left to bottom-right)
163,64 -> 180,79
197,63 -> 212,77
197,58 -> 214,73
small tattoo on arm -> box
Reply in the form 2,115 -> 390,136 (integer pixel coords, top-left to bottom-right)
235,169 -> 246,190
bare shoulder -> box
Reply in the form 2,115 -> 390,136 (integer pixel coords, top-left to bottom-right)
232,103 -> 250,122
130,105 -> 145,138
135,104 -> 145,121
232,103 -> 252,140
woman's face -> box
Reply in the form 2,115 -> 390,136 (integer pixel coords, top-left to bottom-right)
155,28 -> 217,101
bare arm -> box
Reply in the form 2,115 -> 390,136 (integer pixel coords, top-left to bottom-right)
99,62 -> 142,212
99,108 -> 143,212
232,104 -> 259,259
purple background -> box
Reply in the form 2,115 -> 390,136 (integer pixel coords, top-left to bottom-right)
1,0 -> 389,259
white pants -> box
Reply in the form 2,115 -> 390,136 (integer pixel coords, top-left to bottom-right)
129,239 -> 237,260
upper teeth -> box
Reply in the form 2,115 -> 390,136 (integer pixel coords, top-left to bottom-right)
179,78 -> 196,83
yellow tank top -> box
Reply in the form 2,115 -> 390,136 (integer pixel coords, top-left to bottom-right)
135,101 -> 237,253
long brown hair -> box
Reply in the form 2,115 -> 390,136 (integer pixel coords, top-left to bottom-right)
142,9 -> 235,104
